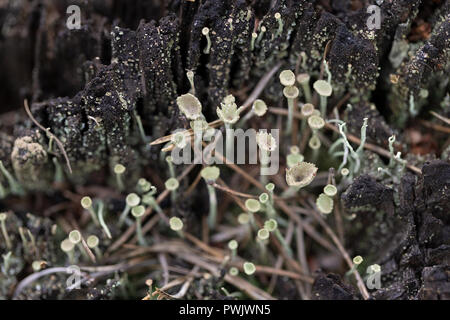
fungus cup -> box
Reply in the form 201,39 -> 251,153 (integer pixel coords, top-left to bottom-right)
323,184 -> 337,197
274,12 -> 283,37
228,239 -> 238,257
368,264 -> 381,274
68,230 -> 81,244
87,235 -> 102,260
131,205 -> 146,245
346,255 -> 364,276
68,230 -> 89,260
238,213 -> 250,225
245,199 -> 260,213
256,26 -> 266,45
264,219 -> 278,232
169,217 -> 183,231
283,85 -> 299,100
285,162 -> 318,188
141,186 -> 166,222
308,135 -> 321,150
32,260 -> 45,272
165,178 -> 179,191
308,115 -> 325,130
137,178 -> 152,194
279,70 -> 296,87
229,267 -> 239,276
283,85 -> 299,135
259,193 -> 269,204
316,193 -> 334,214
250,32 -> 258,51
81,196 -> 100,226
257,228 -> 269,241
113,164 -> 126,191
256,132 -> 277,185
202,27 -> 211,54
118,193 -> 141,227
217,94 -> 242,159
186,70 -> 195,94
169,217 -> 184,238
171,132 -> 188,149
256,132 -> 277,153
313,80 -> 332,96
301,103 -> 315,118
264,218 -> 292,256
287,146 -> 304,168
243,262 -> 256,275
86,235 -> 99,248
353,256 -> 363,265
176,93 -> 203,120
308,115 -> 325,161
201,166 -> 220,230
313,80 -> 333,117
283,162 -> 318,198
244,199 -> 260,230
265,183 -> 275,204
60,238 -> 75,264
253,99 -> 267,117
300,103 -> 315,131
287,152 -> 304,168
256,228 -> 269,260
297,73 -> 312,103
228,239 -> 238,250
259,192 -> 276,217
165,177 -> 179,204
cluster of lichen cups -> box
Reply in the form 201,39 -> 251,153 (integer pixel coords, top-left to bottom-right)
24,57 -> 389,292
166,65 -> 365,279
0,13 -> 416,301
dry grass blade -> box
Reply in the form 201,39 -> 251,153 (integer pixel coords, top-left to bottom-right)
419,119 -> 450,133
212,181 -> 258,199
430,111 -> 450,126
113,240 -> 275,299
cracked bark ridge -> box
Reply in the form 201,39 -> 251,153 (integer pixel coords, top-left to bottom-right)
312,272 -> 357,300
389,3 -> 450,119
0,0 -> 447,191
345,101 -> 394,146
339,160 -> 450,300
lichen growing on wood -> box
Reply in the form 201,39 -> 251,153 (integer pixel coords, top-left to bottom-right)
0,0 -> 449,301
